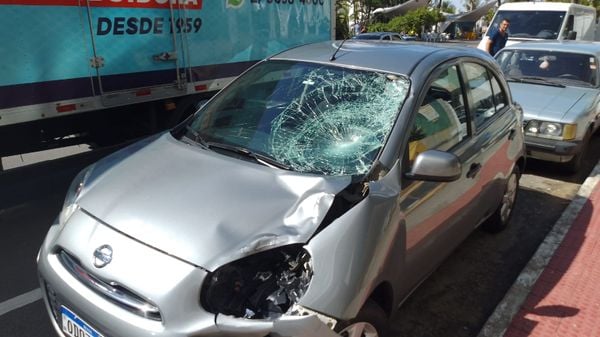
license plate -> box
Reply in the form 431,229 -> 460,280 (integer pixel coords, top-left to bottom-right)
61,306 -> 104,337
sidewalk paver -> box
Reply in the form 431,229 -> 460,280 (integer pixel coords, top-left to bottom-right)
478,160 -> 600,337
503,182 -> 600,337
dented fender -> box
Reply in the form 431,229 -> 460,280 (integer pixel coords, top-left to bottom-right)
300,166 -> 405,320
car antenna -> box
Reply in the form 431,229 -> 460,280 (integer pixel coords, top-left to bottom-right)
330,38 -> 349,61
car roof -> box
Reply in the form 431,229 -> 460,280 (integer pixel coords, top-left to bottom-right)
498,2 -> 592,11
500,41 -> 600,57
269,40 -> 492,76
355,32 -> 398,37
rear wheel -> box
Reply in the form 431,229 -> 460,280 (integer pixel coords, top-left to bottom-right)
336,300 -> 389,337
481,165 -> 520,233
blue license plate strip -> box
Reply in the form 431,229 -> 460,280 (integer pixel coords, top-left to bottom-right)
60,306 -> 104,337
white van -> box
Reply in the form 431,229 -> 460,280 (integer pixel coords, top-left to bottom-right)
478,2 -> 597,52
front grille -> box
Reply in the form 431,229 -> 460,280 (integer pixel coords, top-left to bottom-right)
58,250 -> 162,321
43,280 -> 115,337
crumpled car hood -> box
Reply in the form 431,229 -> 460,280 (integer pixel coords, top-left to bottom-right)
77,133 -> 352,271
509,82 -> 594,121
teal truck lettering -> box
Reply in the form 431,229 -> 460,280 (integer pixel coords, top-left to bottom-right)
0,0 -> 334,157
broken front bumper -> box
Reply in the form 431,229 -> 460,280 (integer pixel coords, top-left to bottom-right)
37,216 -> 341,337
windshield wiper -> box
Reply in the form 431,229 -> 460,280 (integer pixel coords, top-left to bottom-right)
508,76 -> 565,88
182,126 -> 291,169
207,141 -> 292,170
183,125 -> 210,149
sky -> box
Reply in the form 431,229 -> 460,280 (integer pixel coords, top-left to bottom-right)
450,0 -> 497,14
449,0 -> 467,13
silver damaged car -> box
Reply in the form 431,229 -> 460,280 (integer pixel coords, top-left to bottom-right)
38,40 -> 526,337
496,41 -> 600,172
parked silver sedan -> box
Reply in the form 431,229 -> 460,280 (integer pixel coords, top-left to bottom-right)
38,40 -> 525,337
352,32 -> 403,41
496,41 -> 600,172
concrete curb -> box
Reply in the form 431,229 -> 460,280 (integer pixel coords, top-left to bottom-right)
477,159 -> 600,337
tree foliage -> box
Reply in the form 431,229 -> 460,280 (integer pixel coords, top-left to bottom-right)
370,7 -> 445,35
440,0 -> 456,14
336,0 -> 351,39
337,0 -> 449,37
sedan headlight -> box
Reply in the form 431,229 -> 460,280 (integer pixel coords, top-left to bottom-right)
201,244 -> 312,320
58,165 -> 94,226
525,120 -> 577,140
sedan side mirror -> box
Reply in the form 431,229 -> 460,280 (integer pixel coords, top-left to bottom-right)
405,150 -> 462,182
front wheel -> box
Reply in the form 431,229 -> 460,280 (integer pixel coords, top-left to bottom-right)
481,165 -> 520,233
563,131 -> 591,174
336,300 -> 389,337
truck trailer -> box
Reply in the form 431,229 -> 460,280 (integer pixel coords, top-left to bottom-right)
0,0 -> 334,157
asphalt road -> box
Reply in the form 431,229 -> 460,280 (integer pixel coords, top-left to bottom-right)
0,135 -> 598,337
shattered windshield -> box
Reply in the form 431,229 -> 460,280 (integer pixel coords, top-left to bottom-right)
490,10 -> 565,39
186,60 -> 409,176
496,50 -> 598,87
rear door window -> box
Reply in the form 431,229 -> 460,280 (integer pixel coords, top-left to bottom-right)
463,62 -> 508,132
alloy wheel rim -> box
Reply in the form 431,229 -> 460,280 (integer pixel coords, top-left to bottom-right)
340,322 -> 379,337
500,172 -> 518,223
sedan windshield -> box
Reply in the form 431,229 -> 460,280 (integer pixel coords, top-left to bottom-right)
496,50 -> 597,87
185,60 -> 409,176
491,10 -> 565,39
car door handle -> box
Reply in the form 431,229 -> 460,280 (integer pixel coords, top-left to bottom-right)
466,163 -> 482,179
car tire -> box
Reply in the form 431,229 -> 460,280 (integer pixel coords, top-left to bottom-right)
563,130 -> 591,174
336,299 -> 389,337
481,165 -> 520,233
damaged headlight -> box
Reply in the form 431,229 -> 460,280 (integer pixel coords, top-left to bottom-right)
201,244 -> 313,320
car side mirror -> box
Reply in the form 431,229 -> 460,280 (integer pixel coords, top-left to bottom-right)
405,150 -> 462,182
566,31 -> 577,40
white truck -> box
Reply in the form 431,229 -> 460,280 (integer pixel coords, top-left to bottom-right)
0,0 -> 334,157
477,2 -> 597,52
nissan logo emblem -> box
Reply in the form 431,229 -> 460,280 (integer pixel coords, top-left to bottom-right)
93,245 -> 113,268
